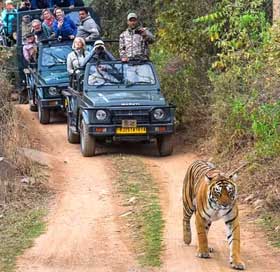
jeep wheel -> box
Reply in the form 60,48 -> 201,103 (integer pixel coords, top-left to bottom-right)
67,115 -> 80,144
80,120 -> 96,157
38,103 -> 50,124
157,134 -> 173,156
29,100 -> 38,112
28,89 -> 38,112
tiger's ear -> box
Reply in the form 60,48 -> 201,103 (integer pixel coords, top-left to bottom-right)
229,173 -> 238,182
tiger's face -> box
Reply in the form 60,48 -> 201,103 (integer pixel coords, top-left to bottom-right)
207,174 -> 237,210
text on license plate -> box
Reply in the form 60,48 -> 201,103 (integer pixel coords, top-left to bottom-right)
116,127 -> 147,134
122,119 -> 137,128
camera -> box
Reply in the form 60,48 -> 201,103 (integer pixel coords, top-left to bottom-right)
134,28 -> 144,35
22,0 -> 31,7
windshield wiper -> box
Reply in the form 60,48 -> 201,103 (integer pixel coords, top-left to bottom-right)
47,61 -> 66,68
125,81 -> 151,87
46,52 -> 66,67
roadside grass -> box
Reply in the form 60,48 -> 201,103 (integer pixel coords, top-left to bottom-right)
259,212 -> 280,248
0,207 -> 47,272
112,155 -> 164,267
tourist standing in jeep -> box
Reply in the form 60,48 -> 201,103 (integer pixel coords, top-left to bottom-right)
67,36 -> 88,75
1,0 -> 17,44
76,7 -> 99,42
53,8 -> 76,40
119,12 -> 154,62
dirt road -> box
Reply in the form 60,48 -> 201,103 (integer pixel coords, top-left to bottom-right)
147,155 -> 280,272
16,106 -> 280,272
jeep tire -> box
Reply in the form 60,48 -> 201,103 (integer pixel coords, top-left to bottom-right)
29,100 -> 38,112
38,103 -> 50,124
28,90 -> 38,112
67,115 -> 80,144
80,119 -> 96,157
157,134 -> 173,156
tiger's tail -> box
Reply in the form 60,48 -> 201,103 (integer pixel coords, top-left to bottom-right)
182,165 -> 195,245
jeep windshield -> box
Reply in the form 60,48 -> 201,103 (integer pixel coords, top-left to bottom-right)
87,62 -> 156,87
41,45 -> 72,67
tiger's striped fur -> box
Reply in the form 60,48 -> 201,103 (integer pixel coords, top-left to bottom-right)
182,160 -> 245,270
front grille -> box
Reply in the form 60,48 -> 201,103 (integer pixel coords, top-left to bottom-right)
112,109 -> 150,124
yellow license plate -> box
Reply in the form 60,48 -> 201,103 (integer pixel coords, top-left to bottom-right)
116,127 -> 147,134
48,101 -> 57,106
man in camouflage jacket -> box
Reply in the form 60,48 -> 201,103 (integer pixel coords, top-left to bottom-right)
119,12 -> 154,62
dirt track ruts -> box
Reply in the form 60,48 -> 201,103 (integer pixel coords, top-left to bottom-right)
16,105 -> 280,272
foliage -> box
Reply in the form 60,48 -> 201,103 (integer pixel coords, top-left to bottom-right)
210,21 -> 280,159
260,213 -> 280,248
0,208 -> 46,272
153,0 -> 213,126
194,0 -> 270,70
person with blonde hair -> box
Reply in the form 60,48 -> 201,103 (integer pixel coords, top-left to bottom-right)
67,37 -> 88,75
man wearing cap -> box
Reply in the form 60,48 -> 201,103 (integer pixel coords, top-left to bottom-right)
21,14 -> 32,42
82,40 -> 115,67
76,7 -> 99,42
119,12 -> 154,62
23,32 -> 37,63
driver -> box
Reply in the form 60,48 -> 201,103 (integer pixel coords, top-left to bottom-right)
88,64 -> 119,86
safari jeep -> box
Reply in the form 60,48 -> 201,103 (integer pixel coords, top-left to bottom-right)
64,60 -> 175,157
26,40 -> 72,124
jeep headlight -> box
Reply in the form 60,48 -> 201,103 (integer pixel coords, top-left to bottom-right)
48,87 -> 59,96
96,110 -> 107,121
153,108 -> 165,120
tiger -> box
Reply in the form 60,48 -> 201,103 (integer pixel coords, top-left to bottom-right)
182,160 -> 245,270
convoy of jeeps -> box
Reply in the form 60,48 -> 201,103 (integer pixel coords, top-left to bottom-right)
1,6 -> 176,157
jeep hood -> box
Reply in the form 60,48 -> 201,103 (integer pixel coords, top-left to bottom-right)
39,70 -> 69,85
85,90 -> 166,106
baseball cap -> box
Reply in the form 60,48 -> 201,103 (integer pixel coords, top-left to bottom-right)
5,0 -> 13,4
93,40 -> 105,50
127,13 -> 137,21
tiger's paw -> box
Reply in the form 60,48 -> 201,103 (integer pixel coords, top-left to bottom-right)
231,261 -> 246,270
183,222 -> 191,245
183,235 -> 191,245
196,251 -> 210,258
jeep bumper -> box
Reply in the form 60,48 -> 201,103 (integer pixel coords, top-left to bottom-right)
87,123 -> 174,139
39,98 -> 65,109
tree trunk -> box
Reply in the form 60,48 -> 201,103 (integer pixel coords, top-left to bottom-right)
273,0 -> 280,22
